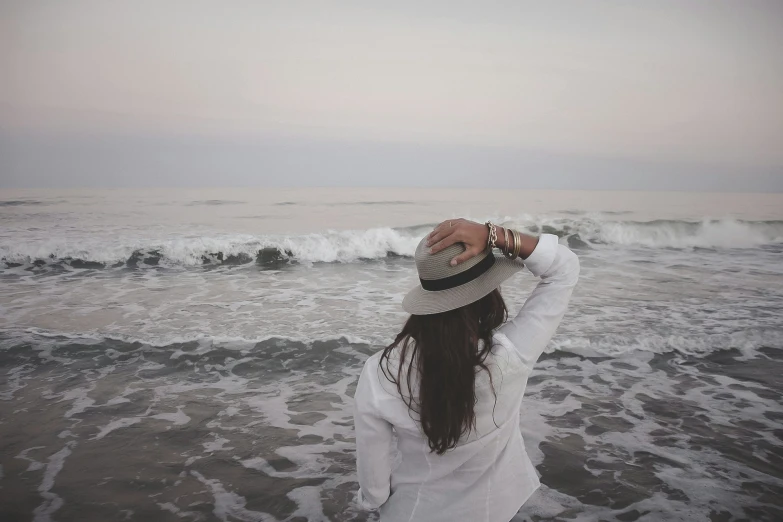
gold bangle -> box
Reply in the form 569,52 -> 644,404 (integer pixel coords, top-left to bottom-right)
503,226 -> 510,257
507,229 -> 514,259
504,228 -> 514,258
513,229 -> 522,259
506,229 -> 517,259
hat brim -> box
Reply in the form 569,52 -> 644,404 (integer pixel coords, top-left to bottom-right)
402,254 -> 525,315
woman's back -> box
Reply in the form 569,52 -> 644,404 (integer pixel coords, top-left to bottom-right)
357,333 -> 539,522
354,225 -> 580,522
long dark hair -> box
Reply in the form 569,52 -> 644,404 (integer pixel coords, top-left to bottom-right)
379,289 -> 508,455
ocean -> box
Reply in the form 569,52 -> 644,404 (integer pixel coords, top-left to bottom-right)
1,187 -> 782,522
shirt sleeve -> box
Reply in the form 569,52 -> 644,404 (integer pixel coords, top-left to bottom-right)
497,233 -> 580,369
353,357 -> 394,510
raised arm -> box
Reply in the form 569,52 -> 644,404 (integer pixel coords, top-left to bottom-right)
427,219 -> 579,368
496,232 -> 579,368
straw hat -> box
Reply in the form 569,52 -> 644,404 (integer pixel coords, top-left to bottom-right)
402,235 -> 525,315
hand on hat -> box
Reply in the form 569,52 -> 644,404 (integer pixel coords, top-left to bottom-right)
426,218 -> 489,267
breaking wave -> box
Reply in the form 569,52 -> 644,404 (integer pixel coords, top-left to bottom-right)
0,226 -> 429,269
2,218 -> 781,269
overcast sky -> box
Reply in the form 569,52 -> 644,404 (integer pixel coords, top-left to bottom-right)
2,0 -> 782,190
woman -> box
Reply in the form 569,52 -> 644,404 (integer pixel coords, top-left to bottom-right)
353,218 -> 580,522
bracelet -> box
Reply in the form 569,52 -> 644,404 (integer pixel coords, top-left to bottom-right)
503,226 -> 510,257
485,221 -> 498,250
503,228 -> 515,259
503,228 -> 519,260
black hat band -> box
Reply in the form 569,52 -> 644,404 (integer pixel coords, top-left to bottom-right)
419,252 -> 495,291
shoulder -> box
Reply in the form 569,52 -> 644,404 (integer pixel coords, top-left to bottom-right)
364,350 -> 384,368
359,351 -> 386,383
492,330 -> 515,352
357,347 -> 409,402
357,350 -> 389,393
363,342 -> 408,376
489,331 -> 528,372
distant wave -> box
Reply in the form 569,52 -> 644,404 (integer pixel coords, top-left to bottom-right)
0,200 -> 47,207
2,328 -> 780,359
554,218 -> 783,249
548,330 -> 783,358
340,201 -> 417,206
274,201 -> 417,206
506,217 -> 783,250
2,218 -> 781,270
186,200 -> 246,206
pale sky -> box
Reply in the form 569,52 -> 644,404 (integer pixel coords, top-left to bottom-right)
1,0 -> 782,190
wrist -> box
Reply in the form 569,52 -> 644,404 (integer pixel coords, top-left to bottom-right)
495,226 -> 507,250
480,223 -> 490,248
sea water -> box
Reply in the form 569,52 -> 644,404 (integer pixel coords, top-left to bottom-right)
0,188 -> 781,521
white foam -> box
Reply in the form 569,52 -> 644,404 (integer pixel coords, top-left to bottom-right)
548,330 -> 783,358
285,486 -> 329,522
203,434 -> 234,452
58,386 -> 96,418
11,324 -> 779,364
279,227 -> 421,263
15,446 -> 46,472
14,328 -> 372,351
150,407 -> 191,426
156,502 -> 203,519
190,470 -> 277,522
502,216 -> 783,249
218,406 -> 241,417
0,226 -> 422,267
92,417 -> 143,440
2,218 -> 780,268
518,349 -> 782,521
0,364 -> 33,400
588,218 -> 783,249
33,441 -> 76,522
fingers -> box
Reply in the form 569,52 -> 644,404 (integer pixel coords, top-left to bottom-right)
428,231 -> 459,254
427,224 -> 456,250
451,247 -> 478,266
426,224 -> 442,242
427,218 -> 474,254
425,218 -> 485,264
427,218 -> 463,238
427,220 -> 453,240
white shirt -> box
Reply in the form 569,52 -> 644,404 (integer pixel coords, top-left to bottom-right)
353,234 -> 580,522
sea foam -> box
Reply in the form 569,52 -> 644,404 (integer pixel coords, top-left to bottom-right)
1,218 -> 780,269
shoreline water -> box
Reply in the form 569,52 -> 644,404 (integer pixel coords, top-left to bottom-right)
1,334 -> 781,521
1,188 -> 782,520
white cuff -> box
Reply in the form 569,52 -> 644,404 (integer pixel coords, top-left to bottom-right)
522,233 -> 559,277
356,488 -> 379,511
